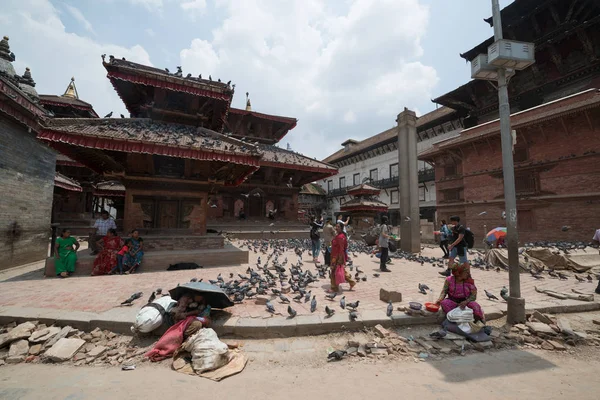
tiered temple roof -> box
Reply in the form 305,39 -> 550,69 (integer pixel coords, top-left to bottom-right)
40,77 -> 99,118
54,172 -> 82,192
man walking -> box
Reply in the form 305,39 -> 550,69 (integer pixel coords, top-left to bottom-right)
89,210 -> 117,255
439,215 -> 467,277
379,216 -> 390,272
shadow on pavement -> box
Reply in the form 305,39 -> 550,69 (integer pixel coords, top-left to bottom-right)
429,349 -> 555,382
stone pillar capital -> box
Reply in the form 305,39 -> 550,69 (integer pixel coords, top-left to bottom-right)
396,107 -> 417,125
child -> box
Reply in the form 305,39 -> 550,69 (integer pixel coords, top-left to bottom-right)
110,239 -> 130,275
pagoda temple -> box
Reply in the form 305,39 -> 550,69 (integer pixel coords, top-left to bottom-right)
37,57 -> 337,237
340,183 -> 388,232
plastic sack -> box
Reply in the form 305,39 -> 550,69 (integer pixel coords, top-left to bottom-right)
335,265 -> 346,285
446,306 -> 474,324
133,295 -> 177,333
183,328 -> 229,373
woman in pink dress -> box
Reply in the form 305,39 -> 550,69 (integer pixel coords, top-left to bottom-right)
436,262 -> 485,323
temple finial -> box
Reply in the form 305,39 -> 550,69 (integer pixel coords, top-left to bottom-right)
245,91 -> 252,111
63,76 -> 79,99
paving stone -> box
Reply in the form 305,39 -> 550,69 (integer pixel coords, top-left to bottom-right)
379,288 -> 402,303
526,322 -> 556,335
347,340 -> 360,348
9,340 -> 29,359
0,322 -> 36,348
541,341 -> 554,350
532,310 -> 553,325
45,326 -> 73,348
415,338 -> 433,351
88,345 -> 107,359
346,347 -> 358,355
357,345 -> 366,357
73,352 -> 87,361
547,340 -> 566,350
45,338 -> 85,362
29,327 -> 61,344
370,348 -> 388,356
28,344 -> 42,355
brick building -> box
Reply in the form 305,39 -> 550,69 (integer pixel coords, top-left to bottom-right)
0,36 -> 55,269
419,0 -> 600,244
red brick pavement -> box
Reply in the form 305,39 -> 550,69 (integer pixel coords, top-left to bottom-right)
0,242 -> 597,319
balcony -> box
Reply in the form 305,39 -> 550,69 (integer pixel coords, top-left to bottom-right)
419,169 -> 435,183
328,187 -> 347,197
370,177 -> 398,189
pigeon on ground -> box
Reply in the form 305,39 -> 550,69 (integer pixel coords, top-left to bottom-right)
266,301 -> 276,314
304,290 -> 312,303
287,305 -> 297,318
418,283 -> 429,295
349,311 -> 358,321
484,290 -> 498,300
325,305 -> 335,317
558,272 -> 569,280
327,350 -> 347,361
575,275 -> 585,282
310,296 -> 317,313
387,301 -> 393,317
346,300 -> 360,310
120,292 -> 143,305
340,296 -> 346,309
500,286 -> 509,301
325,292 -> 337,301
156,288 -> 162,295
279,294 -> 290,303
147,292 -> 156,304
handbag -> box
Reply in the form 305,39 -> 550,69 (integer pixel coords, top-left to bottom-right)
388,241 -> 397,253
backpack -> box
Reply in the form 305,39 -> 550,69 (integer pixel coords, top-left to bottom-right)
310,228 -> 320,241
464,229 -> 475,249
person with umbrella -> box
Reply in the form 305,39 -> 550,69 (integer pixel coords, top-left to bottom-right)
146,282 -> 233,362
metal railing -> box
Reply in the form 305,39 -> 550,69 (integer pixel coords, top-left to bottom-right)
326,169 -> 435,197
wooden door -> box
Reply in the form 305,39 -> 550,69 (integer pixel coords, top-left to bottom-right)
158,201 -> 178,229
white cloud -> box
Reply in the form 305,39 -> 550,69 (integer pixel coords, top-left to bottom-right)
145,28 -> 156,37
180,0 -> 207,17
343,110 -> 356,124
4,0 -> 152,118
64,5 -> 95,35
180,0 -> 438,159
129,0 -> 163,13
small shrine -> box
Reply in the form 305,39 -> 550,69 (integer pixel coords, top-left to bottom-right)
340,183 -> 388,231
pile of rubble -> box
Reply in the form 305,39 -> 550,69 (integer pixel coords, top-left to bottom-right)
342,314 -> 600,361
0,321 -> 148,367
503,311 -> 600,351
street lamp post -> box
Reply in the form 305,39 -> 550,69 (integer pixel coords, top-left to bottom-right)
470,0 -> 535,324
491,0 -> 525,324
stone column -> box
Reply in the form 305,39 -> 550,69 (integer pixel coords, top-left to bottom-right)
397,108 -> 421,253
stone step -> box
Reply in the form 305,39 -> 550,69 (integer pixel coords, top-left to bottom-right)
44,245 -> 248,277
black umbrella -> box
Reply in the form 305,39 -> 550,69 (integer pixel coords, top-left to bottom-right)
168,282 -> 234,309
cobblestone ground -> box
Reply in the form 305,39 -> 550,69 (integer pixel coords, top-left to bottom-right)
0,240 -> 597,319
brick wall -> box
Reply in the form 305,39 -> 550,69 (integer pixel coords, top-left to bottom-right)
0,116 -> 56,270
434,107 -> 600,244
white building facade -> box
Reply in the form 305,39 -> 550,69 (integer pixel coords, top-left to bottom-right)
320,107 -> 463,226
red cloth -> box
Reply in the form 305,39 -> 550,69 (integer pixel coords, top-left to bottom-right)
331,233 -> 347,266
117,245 -> 129,256
334,265 -> 346,285
146,316 -> 196,362
91,236 -> 122,276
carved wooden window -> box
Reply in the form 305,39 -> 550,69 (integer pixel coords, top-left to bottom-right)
443,188 -> 461,202
513,146 -> 529,163
339,176 -> 346,189
515,172 -> 537,195
353,173 -> 360,186
444,164 -> 457,177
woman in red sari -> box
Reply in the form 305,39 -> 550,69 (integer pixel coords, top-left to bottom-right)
329,222 -> 356,292
92,229 -> 123,276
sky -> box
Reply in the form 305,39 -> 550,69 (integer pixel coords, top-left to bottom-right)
3,0 -> 513,160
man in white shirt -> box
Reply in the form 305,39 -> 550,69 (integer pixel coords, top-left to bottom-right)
336,215 -> 350,234
89,211 -> 117,255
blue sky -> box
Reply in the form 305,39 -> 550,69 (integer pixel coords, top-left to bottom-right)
3,0 -> 512,159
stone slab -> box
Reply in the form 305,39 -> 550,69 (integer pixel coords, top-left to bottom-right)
0,322 -> 35,348
266,317 -> 298,337
45,338 -> 86,362
29,327 -> 61,344
45,326 -> 73,348
380,288 -> 402,303
9,340 -> 29,358
526,322 -> 556,335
